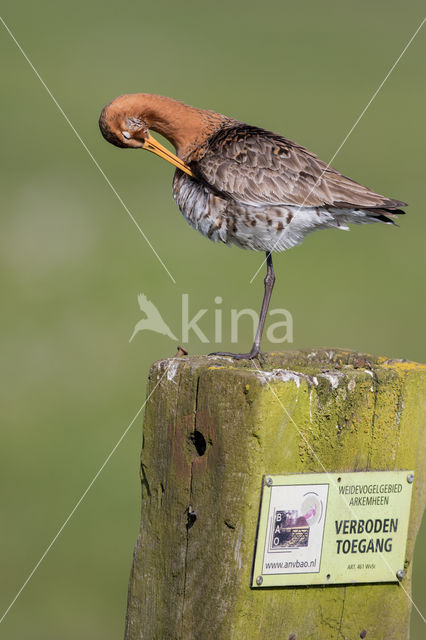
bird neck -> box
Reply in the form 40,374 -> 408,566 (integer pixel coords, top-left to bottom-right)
131,93 -> 231,159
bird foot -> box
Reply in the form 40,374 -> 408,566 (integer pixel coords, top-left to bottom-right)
208,348 -> 264,362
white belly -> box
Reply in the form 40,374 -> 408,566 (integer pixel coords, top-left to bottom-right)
172,171 -> 380,252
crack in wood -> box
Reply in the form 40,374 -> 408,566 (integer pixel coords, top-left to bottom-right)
367,372 -> 380,470
337,586 -> 347,639
181,371 -> 201,636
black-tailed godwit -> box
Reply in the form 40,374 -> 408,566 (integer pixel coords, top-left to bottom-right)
99,93 -> 406,359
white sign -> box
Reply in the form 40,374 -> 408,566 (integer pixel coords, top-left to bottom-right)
252,471 -> 413,587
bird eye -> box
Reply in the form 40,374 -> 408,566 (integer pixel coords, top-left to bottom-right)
122,131 -> 131,140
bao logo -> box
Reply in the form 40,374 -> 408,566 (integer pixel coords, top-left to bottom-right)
270,493 -> 324,551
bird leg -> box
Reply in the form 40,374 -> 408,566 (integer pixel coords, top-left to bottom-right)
209,252 -> 275,360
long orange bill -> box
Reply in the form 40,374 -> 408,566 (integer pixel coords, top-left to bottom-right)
142,133 -> 195,177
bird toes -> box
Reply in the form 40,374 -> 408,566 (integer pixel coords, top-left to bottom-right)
208,349 -> 264,362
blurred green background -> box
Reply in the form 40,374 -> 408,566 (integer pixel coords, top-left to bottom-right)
1,1 -> 425,638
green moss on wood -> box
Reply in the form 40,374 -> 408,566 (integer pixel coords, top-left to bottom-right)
125,349 -> 426,640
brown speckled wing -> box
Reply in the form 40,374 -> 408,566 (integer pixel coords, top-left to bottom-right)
192,125 -> 407,210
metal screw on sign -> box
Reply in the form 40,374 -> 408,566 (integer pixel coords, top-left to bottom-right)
256,576 -> 263,585
265,477 -> 273,487
396,570 -> 405,581
407,473 -> 414,483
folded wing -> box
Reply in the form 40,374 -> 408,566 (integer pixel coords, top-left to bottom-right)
192,124 -> 407,213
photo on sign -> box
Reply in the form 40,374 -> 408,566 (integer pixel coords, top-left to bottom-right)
263,484 -> 329,575
270,493 -> 324,551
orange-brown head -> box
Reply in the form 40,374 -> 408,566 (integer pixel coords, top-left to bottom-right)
99,93 -> 197,176
99,93 -> 232,176
99,95 -> 147,149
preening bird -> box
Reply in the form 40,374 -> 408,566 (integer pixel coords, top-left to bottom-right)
99,93 -> 406,359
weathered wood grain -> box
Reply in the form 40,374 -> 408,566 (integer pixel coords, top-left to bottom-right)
124,349 -> 426,640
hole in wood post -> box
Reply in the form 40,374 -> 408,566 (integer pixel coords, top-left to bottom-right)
189,430 -> 207,456
360,631 -> 367,639
186,506 -> 197,529
288,634 -> 297,640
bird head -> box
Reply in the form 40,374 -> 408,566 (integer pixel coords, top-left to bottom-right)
98,103 -> 147,149
99,94 -> 194,176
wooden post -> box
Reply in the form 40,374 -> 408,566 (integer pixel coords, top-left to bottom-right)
124,349 -> 426,640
